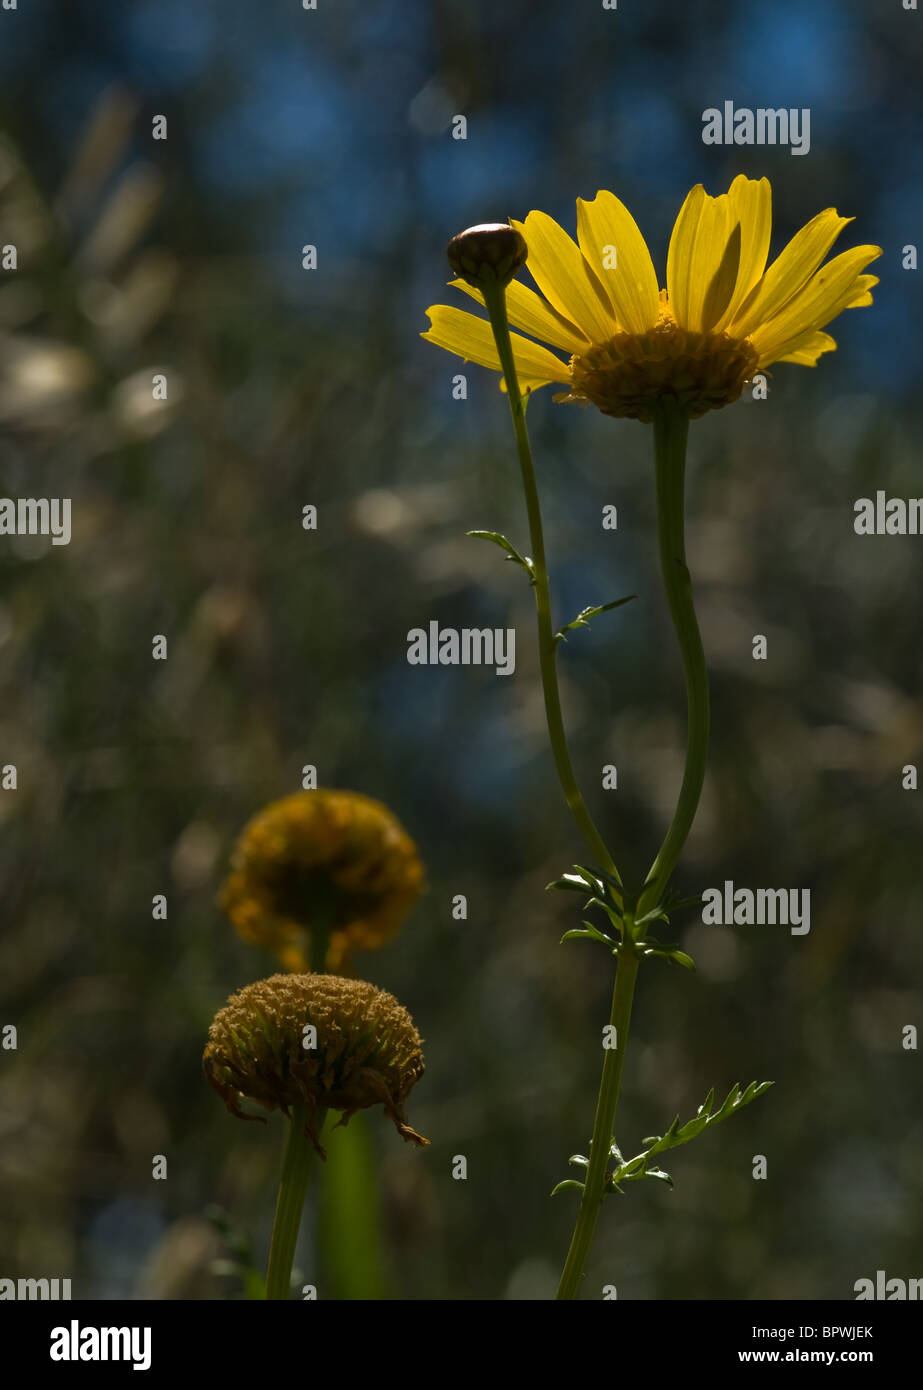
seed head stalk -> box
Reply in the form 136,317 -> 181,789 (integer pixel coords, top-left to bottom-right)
265,1105 -> 328,1300
262,908 -> 336,1300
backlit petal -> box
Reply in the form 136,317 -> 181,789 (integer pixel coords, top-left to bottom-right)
667,186 -> 739,332
510,210 -> 616,342
713,175 -> 772,330
421,304 -> 571,390
840,273 -> 878,308
730,208 -> 853,337
749,245 -> 882,361
448,277 -> 588,354
761,329 -> 837,368
575,191 -> 660,334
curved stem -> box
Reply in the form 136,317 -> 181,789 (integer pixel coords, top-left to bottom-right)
481,281 -> 621,889
637,401 -> 709,920
265,1105 -> 327,1300
556,941 -> 639,1300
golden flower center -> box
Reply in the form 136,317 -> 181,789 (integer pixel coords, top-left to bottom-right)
562,314 -> 759,423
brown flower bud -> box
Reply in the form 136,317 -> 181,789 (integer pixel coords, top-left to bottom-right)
446,222 -> 528,289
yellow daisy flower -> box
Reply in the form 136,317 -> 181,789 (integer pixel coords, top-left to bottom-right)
422,176 -> 881,422
219,790 -> 424,974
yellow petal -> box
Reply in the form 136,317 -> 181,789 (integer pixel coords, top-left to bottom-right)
761,329 -> 837,368
841,273 -> 878,308
666,186 -> 739,332
750,245 -> 882,361
448,277 -> 588,354
713,175 -> 772,331
730,208 -> 853,336
575,191 -> 660,334
421,304 -> 571,390
510,210 -> 615,342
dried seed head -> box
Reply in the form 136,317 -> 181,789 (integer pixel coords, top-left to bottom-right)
203,972 -> 428,1154
218,790 -> 424,973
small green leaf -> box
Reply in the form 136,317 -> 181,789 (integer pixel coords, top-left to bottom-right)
584,896 -> 625,932
546,865 -> 610,898
593,864 -> 627,897
467,529 -> 534,579
560,925 -> 614,947
551,1180 -> 585,1197
568,1154 -> 589,1169
636,935 -> 697,971
554,595 -> 637,646
643,1168 -> 674,1189
546,872 -> 597,895
662,890 -> 705,914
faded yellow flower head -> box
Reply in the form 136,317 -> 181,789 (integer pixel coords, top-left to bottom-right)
203,972 -> 428,1154
219,790 -> 423,973
422,176 -> 881,421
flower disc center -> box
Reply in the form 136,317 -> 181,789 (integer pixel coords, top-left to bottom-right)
563,318 -> 760,422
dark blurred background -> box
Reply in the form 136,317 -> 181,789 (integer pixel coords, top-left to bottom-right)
1,0 -> 921,1300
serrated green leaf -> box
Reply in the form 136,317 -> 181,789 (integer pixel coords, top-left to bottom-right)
680,1115 -> 709,1141
606,1079 -> 773,1194
715,1083 -> 742,1120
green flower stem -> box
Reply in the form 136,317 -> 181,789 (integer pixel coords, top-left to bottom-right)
481,284 -> 708,1300
556,938 -> 640,1299
557,405 -> 706,1296
481,280 -> 621,891
265,1105 -> 327,1300
637,401 -> 709,921
310,921 -> 331,974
